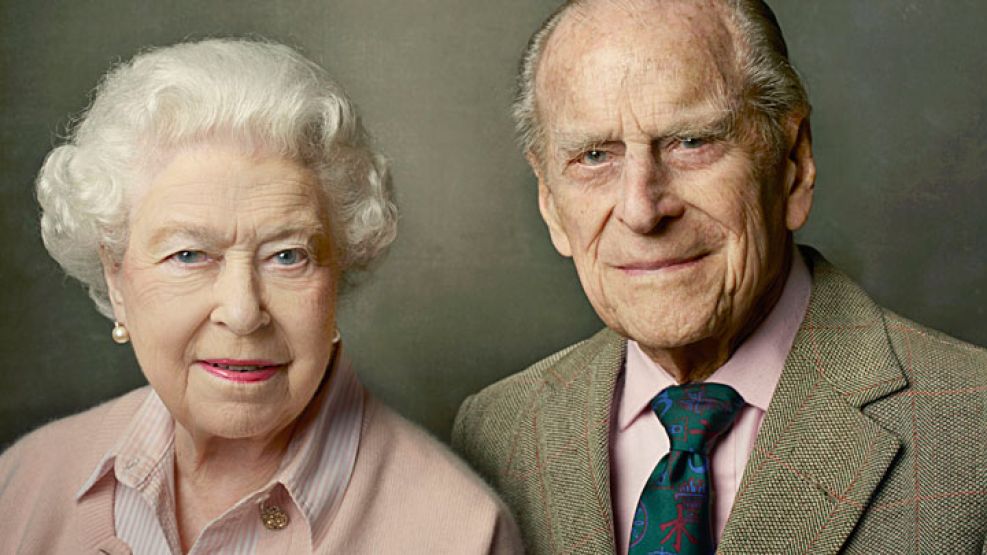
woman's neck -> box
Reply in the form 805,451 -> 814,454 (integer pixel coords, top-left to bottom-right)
169,362 -> 335,552
172,422 -> 295,552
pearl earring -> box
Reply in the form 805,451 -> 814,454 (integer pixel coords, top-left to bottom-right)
111,321 -> 130,344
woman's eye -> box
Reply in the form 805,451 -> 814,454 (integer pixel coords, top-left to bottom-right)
579,150 -> 610,166
170,250 -> 208,265
273,248 -> 308,266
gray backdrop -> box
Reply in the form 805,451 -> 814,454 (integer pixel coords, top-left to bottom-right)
2,0 -> 985,447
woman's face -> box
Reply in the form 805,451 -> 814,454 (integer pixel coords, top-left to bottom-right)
104,143 -> 339,441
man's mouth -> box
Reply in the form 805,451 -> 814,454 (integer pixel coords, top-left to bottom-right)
618,252 -> 709,274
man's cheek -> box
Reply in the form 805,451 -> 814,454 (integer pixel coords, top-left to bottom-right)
558,203 -> 596,252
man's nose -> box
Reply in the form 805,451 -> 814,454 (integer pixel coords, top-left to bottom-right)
615,152 -> 684,234
210,260 -> 270,336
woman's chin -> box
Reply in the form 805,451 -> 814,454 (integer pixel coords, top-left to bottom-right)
164,363 -> 325,442
176,377 -> 288,441
178,406 -> 289,442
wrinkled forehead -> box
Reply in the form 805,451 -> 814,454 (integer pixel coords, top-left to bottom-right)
535,0 -> 744,126
129,136 -> 317,203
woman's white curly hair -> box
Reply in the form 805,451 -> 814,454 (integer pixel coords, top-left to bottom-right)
36,38 -> 398,319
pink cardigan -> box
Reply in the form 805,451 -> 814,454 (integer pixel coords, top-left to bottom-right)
0,388 -> 523,554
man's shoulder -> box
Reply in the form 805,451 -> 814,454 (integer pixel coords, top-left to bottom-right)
844,308 -> 987,552
450,326 -> 623,482
881,309 -> 987,388
456,327 -> 622,428
803,245 -> 986,387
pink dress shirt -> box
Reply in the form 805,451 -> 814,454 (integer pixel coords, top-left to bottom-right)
611,252 -> 812,554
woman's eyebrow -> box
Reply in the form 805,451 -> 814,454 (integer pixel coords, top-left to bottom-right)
146,224 -> 218,249
255,220 -> 330,242
146,221 -> 330,249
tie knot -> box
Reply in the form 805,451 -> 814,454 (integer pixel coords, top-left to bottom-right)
651,383 -> 745,454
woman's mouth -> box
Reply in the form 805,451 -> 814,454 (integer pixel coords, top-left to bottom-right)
198,359 -> 284,383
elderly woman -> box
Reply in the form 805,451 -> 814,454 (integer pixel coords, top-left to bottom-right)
0,39 -> 520,554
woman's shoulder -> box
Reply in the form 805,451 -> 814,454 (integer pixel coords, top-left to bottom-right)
329,395 -> 523,552
1,387 -> 151,490
0,387 -> 152,549
3,387 -> 150,452
361,396 -> 499,495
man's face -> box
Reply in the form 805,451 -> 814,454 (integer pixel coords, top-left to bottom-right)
533,0 -> 814,361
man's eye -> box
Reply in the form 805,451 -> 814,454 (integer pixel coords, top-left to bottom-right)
580,150 -> 610,165
170,250 -> 208,265
274,248 -> 308,266
679,137 -> 707,150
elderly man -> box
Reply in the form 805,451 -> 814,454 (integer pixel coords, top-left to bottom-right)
453,1 -> 987,554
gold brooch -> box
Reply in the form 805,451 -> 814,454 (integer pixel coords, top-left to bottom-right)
260,503 -> 290,530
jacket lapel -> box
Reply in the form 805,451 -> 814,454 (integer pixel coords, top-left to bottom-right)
719,251 -> 907,553
533,329 -> 624,554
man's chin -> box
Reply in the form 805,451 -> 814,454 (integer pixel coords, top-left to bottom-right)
619,321 -> 717,354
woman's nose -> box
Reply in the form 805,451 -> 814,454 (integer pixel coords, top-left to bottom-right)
209,261 -> 271,335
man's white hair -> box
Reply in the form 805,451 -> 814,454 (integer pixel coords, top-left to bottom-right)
513,0 -> 810,158
36,38 -> 398,319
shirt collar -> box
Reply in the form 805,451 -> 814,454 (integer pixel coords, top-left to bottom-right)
618,249 -> 812,430
276,346 -> 364,545
76,343 -> 365,547
76,390 -> 174,499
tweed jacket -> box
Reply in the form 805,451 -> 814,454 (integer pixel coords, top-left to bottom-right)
453,249 -> 987,554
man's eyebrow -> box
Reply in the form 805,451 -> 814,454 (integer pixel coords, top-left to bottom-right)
552,133 -> 621,158
661,110 -> 737,139
551,111 -> 738,157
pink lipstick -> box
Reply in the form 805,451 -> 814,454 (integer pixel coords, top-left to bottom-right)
198,359 -> 283,383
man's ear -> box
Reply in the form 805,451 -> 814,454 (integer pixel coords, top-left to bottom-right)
527,151 -> 573,258
99,246 -> 127,323
782,114 -> 816,232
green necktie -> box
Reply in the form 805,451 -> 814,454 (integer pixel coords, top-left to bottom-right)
628,383 -> 745,555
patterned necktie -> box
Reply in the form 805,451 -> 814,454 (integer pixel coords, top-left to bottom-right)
628,383 -> 745,555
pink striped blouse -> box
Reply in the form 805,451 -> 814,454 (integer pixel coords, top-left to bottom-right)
75,347 -> 364,554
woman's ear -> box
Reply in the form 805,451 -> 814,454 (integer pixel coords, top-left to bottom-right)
99,246 -> 127,323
